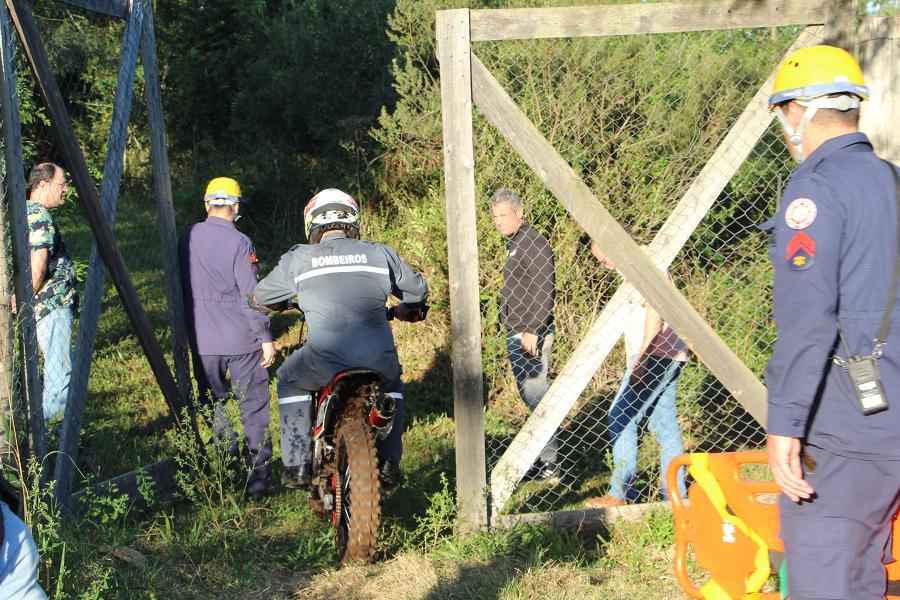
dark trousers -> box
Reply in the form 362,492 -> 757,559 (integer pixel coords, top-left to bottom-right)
194,351 -> 272,494
779,444 -> 900,600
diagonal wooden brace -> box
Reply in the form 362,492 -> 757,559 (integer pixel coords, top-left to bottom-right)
480,27 -> 822,514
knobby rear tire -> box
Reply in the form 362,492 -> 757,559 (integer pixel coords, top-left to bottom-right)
333,400 -> 381,563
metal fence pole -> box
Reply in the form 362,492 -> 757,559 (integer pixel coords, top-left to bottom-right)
141,0 -> 192,406
0,3 -> 43,463
54,0 -> 145,509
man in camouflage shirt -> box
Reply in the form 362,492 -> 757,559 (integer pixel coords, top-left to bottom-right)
26,163 -> 77,422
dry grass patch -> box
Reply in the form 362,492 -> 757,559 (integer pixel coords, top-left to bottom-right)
504,561 -> 603,599
300,554 -> 439,599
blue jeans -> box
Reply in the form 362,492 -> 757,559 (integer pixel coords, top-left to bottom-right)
35,307 -> 73,421
607,354 -> 686,501
505,328 -> 557,465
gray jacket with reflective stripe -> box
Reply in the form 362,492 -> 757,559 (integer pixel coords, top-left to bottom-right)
254,235 -> 428,392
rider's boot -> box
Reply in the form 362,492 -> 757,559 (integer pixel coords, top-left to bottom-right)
281,463 -> 312,489
379,459 -> 404,490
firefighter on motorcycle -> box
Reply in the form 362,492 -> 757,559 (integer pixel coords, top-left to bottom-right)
253,188 -> 428,490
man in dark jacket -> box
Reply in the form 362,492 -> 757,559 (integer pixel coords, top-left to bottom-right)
179,177 -> 274,499
491,188 -> 558,479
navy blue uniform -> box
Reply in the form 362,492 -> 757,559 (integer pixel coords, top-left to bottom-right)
762,133 -> 900,599
179,216 -> 273,495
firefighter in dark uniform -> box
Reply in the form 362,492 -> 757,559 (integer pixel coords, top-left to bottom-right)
763,45 -> 900,599
179,177 -> 275,500
253,188 -> 428,489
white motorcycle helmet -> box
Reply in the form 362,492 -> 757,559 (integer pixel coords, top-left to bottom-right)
303,188 -> 360,244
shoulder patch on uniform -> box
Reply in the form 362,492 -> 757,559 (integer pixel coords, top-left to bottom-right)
784,198 -> 817,230
786,231 -> 816,271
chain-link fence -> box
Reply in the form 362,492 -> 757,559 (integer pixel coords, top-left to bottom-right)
0,1 -> 49,472
468,24 -> 825,515
0,117 -> 19,467
0,0 -> 182,503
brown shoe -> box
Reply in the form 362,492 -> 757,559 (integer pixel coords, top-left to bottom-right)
584,494 -> 626,509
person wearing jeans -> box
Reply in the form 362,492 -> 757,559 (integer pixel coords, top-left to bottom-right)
585,240 -> 688,508
34,307 -> 73,420
24,163 -> 77,424
606,354 -> 687,503
506,327 -> 557,468
491,188 -> 558,480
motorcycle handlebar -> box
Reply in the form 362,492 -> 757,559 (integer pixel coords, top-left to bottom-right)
251,294 -> 427,324
387,303 -> 430,323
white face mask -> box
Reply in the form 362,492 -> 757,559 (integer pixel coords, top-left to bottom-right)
775,96 -> 860,164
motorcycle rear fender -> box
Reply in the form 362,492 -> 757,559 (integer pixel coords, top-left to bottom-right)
313,368 -> 385,441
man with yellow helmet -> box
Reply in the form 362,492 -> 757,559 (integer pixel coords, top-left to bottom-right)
178,177 -> 275,500
762,45 -> 900,598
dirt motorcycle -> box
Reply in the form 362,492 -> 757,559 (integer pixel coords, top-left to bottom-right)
304,302 -> 428,562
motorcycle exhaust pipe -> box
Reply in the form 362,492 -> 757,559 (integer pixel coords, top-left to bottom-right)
369,394 -> 397,430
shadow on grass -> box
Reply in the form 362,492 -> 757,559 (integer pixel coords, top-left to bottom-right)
488,389 -> 619,515
489,381 -> 699,515
402,346 -> 454,422
420,560 -> 516,600
416,523 -> 601,600
690,374 -> 766,453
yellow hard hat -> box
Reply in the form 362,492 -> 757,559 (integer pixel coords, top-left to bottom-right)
769,45 -> 868,110
204,177 -> 243,205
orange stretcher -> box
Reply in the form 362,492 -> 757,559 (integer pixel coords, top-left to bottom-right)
666,451 -> 900,599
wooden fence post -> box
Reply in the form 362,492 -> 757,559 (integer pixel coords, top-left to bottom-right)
141,0 -> 192,405
858,17 -> 899,165
437,8 -> 488,531
6,0 -> 202,464
54,0 -> 144,509
825,0 -> 856,50
4,0 -> 190,430
0,3 -> 44,462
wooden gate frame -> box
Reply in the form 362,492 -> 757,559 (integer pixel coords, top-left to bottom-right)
438,0 -> 857,529
0,0 -> 193,511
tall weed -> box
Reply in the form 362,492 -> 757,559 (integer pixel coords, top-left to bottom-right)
167,402 -> 260,531
22,457 -> 68,596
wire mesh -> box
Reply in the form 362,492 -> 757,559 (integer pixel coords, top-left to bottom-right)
0,1 -> 162,488
0,121 -> 19,466
0,2 -> 49,469
471,25 -> 824,514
